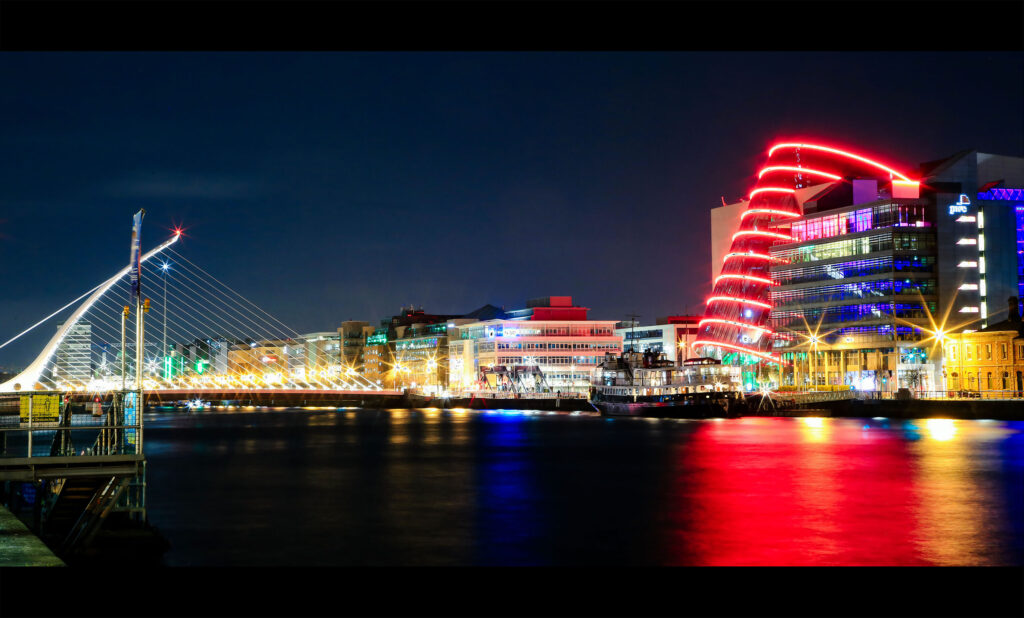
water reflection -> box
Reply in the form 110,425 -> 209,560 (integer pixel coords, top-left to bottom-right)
139,410 -> 1024,566
670,418 -> 1020,565
910,420 -> 1019,565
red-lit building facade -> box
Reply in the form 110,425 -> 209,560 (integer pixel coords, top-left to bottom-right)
703,142 -> 1024,393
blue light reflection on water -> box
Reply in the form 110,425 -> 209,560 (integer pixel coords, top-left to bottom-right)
999,422 -> 1024,561
473,413 -> 543,565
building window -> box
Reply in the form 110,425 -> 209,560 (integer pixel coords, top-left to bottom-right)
986,344 -> 992,360
966,346 -> 972,361
949,345 -> 957,361
968,373 -> 976,390
987,372 -> 993,390
1003,372 -> 1009,390
1002,343 -> 1008,360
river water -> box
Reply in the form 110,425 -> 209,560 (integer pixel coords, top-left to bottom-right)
142,408 -> 1024,566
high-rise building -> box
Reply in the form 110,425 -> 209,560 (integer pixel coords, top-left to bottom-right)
53,320 -> 92,385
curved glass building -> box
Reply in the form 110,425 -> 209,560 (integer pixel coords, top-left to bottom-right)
696,143 -> 920,364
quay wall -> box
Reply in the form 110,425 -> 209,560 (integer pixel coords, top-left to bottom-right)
791,398 -> 1024,420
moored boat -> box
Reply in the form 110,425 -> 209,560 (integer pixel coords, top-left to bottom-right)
590,351 -> 745,418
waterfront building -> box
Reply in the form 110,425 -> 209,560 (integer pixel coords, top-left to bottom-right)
227,339 -> 292,385
448,296 -> 622,394
703,143 -> 1024,393
364,305 -> 505,390
52,320 -> 92,385
181,337 -> 230,376
288,332 -> 342,383
942,296 -> 1024,394
338,320 -> 371,371
362,327 -> 390,388
615,315 -> 701,364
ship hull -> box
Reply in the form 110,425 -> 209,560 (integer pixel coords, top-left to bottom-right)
593,397 -> 741,419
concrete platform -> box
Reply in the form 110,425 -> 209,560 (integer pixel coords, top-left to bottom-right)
0,505 -> 64,566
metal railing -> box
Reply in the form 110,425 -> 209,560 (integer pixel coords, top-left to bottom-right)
0,393 -> 142,459
462,390 -> 590,400
859,389 -> 1024,401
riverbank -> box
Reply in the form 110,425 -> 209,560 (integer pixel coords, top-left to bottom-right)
0,505 -> 64,566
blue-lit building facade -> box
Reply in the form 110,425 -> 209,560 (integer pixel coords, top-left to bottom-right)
768,150 -> 1024,392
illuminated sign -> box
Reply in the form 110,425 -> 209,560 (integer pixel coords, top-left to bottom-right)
948,194 -> 970,216
261,355 -> 277,363
124,392 -> 137,445
977,188 -> 1024,201
20,394 -> 60,426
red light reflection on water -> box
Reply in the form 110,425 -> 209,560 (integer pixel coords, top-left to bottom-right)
663,417 -> 942,560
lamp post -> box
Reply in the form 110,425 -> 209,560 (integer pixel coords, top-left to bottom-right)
161,261 -> 170,378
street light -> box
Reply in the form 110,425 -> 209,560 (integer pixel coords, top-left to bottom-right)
161,261 -> 171,376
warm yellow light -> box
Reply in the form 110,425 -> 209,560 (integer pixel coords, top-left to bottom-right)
925,418 -> 956,441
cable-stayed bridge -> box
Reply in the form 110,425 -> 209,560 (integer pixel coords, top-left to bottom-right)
0,230 -> 401,406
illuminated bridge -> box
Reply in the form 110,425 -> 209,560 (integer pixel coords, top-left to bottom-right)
697,142 -> 920,364
0,229 -> 400,406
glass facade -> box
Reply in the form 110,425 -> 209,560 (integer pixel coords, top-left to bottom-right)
789,202 -> 930,243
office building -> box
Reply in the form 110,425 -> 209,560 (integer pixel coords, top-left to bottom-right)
448,296 -> 622,394
52,320 -> 92,385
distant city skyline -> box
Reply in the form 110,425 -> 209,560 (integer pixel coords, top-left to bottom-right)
2,52 -> 1023,367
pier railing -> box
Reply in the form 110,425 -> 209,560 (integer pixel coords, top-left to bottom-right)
464,390 -> 590,400
0,393 -> 142,461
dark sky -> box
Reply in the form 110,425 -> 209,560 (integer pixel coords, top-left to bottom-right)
2,52 -> 1023,367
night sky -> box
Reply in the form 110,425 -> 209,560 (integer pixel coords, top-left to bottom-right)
2,52 -> 1023,367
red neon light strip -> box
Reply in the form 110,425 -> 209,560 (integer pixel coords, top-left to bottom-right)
706,295 -> 772,310
749,187 -> 795,199
740,208 -> 800,220
757,166 -> 842,181
714,273 -> 776,286
693,340 -> 782,364
766,143 -> 913,182
698,317 -> 774,335
723,252 -> 774,262
732,230 -> 793,242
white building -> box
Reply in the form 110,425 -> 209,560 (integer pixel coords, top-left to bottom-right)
615,316 -> 701,365
448,296 -> 622,394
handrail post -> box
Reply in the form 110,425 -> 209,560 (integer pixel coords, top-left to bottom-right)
27,392 -> 33,458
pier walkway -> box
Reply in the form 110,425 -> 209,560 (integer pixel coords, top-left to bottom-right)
0,505 -> 64,566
